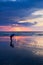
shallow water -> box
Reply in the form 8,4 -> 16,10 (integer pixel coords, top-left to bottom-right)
0,36 -> 43,65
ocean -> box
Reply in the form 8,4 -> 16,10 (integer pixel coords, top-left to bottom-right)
0,31 -> 43,65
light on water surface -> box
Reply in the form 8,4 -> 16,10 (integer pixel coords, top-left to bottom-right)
12,36 -> 43,56
0,36 -> 43,56
0,35 -> 43,65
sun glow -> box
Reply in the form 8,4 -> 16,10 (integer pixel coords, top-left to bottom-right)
0,26 -> 32,31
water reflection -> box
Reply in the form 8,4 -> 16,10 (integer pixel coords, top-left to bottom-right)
12,36 -> 43,56
0,36 -> 43,56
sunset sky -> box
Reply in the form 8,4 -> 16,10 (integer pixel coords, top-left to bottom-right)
0,0 -> 43,31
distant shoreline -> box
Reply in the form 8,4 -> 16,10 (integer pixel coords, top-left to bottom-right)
0,31 -> 43,36
0,31 -> 43,33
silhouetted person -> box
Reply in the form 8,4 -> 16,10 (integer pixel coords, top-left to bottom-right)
10,34 -> 14,48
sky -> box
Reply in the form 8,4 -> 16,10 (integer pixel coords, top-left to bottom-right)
0,0 -> 43,31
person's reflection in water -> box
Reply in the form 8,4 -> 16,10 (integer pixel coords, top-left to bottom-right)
10,34 -> 14,48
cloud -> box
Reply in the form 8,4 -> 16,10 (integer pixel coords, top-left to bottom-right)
0,8 -> 43,27
0,0 -> 16,2
0,8 -> 34,26
32,26 -> 43,31
11,22 -> 37,27
0,8 -> 37,27
0,0 -> 43,31
32,9 -> 43,16
10,0 -> 16,1
18,9 -> 43,27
